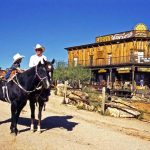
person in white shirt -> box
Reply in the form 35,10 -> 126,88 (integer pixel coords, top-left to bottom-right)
29,43 -> 47,68
29,43 -> 50,129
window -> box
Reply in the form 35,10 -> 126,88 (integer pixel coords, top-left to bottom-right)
89,55 -> 93,66
138,51 -> 144,63
97,51 -> 104,59
108,54 -> 112,65
73,58 -> 78,66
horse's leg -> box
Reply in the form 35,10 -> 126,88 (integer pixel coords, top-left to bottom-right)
15,100 -> 27,132
10,101 -> 18,135
30,101 -> 35,132
43,102 -> 46,111
37,100 -> 44,133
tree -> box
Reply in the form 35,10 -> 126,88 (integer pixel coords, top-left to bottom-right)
53,61 -> 92,87
53,61 -> 68,82
67,64 -> 92,87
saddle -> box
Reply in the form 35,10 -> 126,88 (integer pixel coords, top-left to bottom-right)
0,80 -> 11,103
0,70 -> 17,81
0,70 -> 6,80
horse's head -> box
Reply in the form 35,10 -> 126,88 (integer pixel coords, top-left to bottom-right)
36,59 -> 55,89
35,61 -> 49,89
44,59 -> 55,83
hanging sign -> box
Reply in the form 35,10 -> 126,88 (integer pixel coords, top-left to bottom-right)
98,69 -> 107,73
118,70 -> 130,73
117,67 -> 131,73
117,67 -> 131,71
138,68 -> 150,72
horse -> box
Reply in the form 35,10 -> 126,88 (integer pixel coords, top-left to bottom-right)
0,60 -> 51,135
28,59 -> 55,133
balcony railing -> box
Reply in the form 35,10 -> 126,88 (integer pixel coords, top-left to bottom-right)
69,55 -> 150,67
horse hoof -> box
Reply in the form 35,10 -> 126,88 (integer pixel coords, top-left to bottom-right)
10,131 -> 17,136
37,129 -> 41,133
30,129 -> 35,133
37,125 -> 41,133
37,130 -> 41,134
10,129 -> 18,136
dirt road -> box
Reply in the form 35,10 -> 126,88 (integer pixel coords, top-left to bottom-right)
0,95 -> 150,150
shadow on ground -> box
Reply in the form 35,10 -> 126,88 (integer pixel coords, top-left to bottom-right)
0,115 -> 78,133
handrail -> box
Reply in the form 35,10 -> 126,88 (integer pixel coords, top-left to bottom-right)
69,55 -> 150,67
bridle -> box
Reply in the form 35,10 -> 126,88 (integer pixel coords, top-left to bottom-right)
35,65 -> 48,81
12,65 -> 50,94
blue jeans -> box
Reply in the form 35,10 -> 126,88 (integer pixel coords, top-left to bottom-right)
5,70 -> 12,80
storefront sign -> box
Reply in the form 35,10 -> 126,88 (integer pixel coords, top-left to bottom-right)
96,35 -> 112,43
142,58 -> 150,63
95,26 -> 149,43
117,67 -> 131,73
117,67 -> 131,71
134,31 -> 148,37
98,69 -> 107,73
112,31 -> 133,40
138,68 -> 150,72
118,70 -> 130,73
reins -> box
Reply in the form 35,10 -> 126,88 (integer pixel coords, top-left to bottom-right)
12,65 -> 48,94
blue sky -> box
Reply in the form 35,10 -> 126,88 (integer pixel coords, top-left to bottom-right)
0,0 -> 150,69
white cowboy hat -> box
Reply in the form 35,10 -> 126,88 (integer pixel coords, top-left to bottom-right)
34,43 -> 45,51
13,53 -> 25,63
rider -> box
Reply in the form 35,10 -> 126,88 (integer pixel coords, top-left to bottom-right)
4,53 -> 24,80
29,43 -> 47,67
29,43 -> 50,102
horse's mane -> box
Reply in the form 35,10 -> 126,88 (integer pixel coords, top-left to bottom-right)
22,66 -> 36,74
12,66 -> 36,80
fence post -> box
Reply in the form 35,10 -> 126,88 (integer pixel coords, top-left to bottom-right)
63,81 -> 67,104
132,65 -> 135,91
102,87 -> 106,114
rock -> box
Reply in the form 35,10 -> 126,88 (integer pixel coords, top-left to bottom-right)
72,90 -> 89,99
68,91 -> 89,104
106,107 -> 140,118
50,90 -> 56,96
106,107 -> 120,117
68,93 -> 81,101
56,83 -> 73,96
107,107 -> 133,118
56,83 -> 64,96
131,96 -> 142,101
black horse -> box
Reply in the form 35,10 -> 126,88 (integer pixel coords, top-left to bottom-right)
0,60 -> 51,135
28,59 -> 55,133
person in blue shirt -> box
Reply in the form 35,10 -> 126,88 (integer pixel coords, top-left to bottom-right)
5,53 -> 24,80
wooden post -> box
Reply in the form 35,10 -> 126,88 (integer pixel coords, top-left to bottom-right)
63,81 -> 67,104
132,65 -> 135,91
109,68 -> 112,89
102,87 -> 106,114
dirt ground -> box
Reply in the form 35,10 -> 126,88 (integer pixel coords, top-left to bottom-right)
0,95 -> 150,150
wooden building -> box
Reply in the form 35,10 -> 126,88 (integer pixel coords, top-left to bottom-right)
65,23 -> 150,88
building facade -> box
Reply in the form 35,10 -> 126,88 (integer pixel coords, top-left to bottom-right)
65,23 -> 150,88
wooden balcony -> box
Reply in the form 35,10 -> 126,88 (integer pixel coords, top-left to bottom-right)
69,55 -> 150,68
